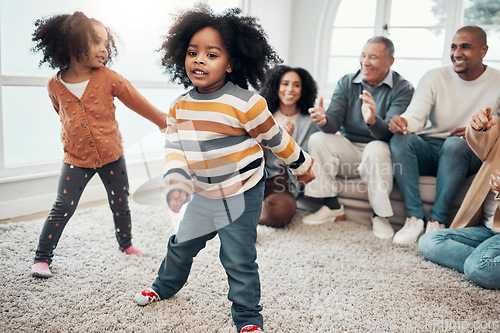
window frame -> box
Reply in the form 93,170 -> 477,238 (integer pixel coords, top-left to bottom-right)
0,0 -> 241,180
315,0 -> 499,94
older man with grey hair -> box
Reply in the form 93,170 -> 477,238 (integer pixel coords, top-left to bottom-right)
303,36 -> 414,240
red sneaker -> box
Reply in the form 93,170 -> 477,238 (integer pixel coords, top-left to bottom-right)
134,288 -> 160,306
241,325 -> 264,332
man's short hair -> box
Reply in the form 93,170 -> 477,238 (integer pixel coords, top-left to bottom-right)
366,36 -> 395,59
456,25 -> 487,46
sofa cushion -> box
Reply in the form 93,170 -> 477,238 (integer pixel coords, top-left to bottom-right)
337,175 -> 475,207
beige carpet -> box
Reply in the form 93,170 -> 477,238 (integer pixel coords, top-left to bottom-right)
1,202 -> 499,332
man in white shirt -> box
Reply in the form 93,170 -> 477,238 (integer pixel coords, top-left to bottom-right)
389,26 -> 500,244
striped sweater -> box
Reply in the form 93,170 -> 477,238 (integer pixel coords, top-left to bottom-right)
164,81 -> 312,200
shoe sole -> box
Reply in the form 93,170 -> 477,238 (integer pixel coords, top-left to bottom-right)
302,214 -> 346,225
373,230 -> 394,240
392,233 -> 423,244
31,271 -> 52,278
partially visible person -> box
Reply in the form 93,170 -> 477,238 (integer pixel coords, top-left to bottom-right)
389,26 -> 500,244
419,106 -> 500,289
303,36 -> 414,240
259,65 -> 318,227
30,12 -> 167,278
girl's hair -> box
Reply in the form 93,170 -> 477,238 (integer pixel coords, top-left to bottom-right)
159,3 -> 282,90
260,65 -> 318,116
31,11 -> 118,70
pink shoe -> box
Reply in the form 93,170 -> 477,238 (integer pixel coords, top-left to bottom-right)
31,262 -> 52,278
122,245 -> 144,256
241,325 -> 264,332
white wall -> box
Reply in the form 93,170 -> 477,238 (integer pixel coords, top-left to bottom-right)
245,0 -> 293,64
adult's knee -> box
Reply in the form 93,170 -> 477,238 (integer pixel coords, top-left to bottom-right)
308,132 -> 346,155
464,255 -> 500,289
418,231 -> 447,261
440,136 -> 471,159
362,141 -> 391,169
308,132 -> 326,153
390,134 -> 416,159
418,232 -> 437,259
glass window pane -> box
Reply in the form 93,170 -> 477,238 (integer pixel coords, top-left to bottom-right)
0,0 -> 238,79
327,57 -> 360,85
463,0 -> 500,25
389,28 -> 445,58
117,87 -> 186,152
390,0 -> 444,26
330,28 -> 375,56
334,0 -> 376,27
391,59 -> 443,88
2,86 -> 187,167
2,86 -> 63,166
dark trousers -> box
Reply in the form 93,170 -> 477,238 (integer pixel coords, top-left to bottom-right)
34,156 -> 132,265
152,180 -> 265,331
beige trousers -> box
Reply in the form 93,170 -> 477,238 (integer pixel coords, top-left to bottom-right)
305,132 -> 394,217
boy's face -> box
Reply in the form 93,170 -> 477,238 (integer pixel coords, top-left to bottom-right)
185,27 -> 232,94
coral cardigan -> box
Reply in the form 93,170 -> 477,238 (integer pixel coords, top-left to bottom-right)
450,120 -> 500,233
47,66 -> 166,168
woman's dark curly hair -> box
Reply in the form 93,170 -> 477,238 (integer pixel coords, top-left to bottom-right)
159,3 -> 282,90
260,65 -> 318,116
31,11 -> 118,70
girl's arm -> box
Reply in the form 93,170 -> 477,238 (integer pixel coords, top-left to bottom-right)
111,71 -> 167,130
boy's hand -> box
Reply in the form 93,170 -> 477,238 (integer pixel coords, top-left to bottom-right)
296,161 -> 315,185
167,189 -> 187,213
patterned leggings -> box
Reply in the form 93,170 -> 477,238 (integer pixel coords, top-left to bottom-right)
34,156 -> 133,265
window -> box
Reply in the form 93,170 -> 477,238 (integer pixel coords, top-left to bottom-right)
0,0 -> 239,174
322,0 -> 500,91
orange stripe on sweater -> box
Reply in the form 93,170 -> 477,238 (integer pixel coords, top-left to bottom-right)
176,98 -> 267,124
187,145 -> 262,170
177,119 -> 247,136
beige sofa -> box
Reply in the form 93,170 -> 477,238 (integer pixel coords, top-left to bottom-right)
298,175 -> 475,229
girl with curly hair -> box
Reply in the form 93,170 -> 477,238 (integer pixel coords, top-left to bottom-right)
30,11 -> 167,279
133,4 -> 314,333
259,66 -> 318,227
